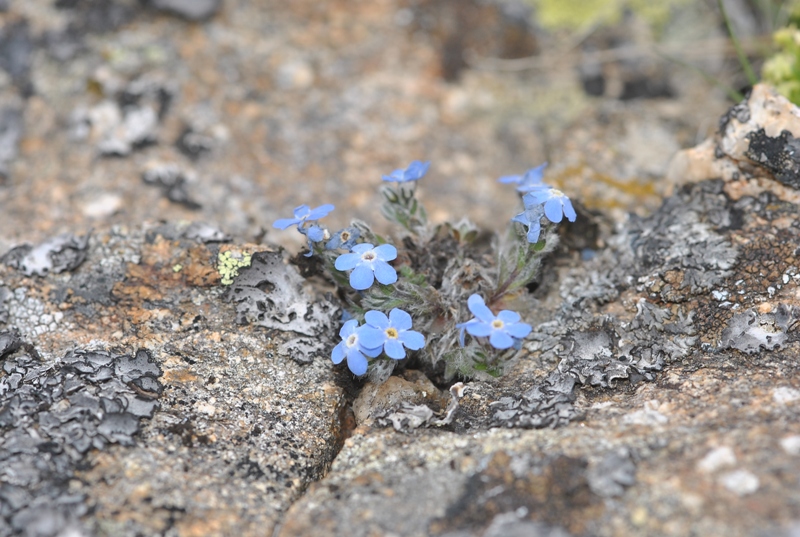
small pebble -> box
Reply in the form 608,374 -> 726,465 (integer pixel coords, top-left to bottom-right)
720,469 -> 759,496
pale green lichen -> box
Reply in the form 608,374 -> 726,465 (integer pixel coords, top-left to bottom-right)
217,251 -> 252,285
763,25 -> 800,105
526,0 -> 690,33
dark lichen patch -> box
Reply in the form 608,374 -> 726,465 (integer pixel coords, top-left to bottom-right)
2,232 -> 91,277
490,371 -> 578,429
0,338 -> 163,536
0,106 -> 23,180
745,129 -> 800,189
492,181 -> 742,430
0,20 -> 34,96
430,451 -> 601,536
141,163 -> 201,210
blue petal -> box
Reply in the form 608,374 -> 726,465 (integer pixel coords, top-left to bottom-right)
307,204 -> 334,220
526,222 -> 541,243
351,243 -> 374,254
465,321 -> 492,337
511,212 -> 528,225
384,339 -> 406,359
335,252 -> 360,271
523,163 -> 547,183
306,226 -> 325,242
498,174 -> 522,184
388,308 -> 412,330
497,310 -> 521,323
350,264 -> 375,290
506,322 -> 532,339
359,325 -> 387,348
273,217 -> 300,230
406,160 -> 430,180
331,342 -> 345,364
523,190 -> 549,207
373,261 -> 397,286
563,198 -> 577,222
346,348 -> 368,376
489,331 -> 514,349
467,294 -> 494,323
458,325 -> 467,347
544,198 -> 563,223
364,310 -> 389,329
362,345 -> 384,358
339,319 -> 359,338
373,243 -> 397,261
292,205 -> 311,219
399,330 -> 425,350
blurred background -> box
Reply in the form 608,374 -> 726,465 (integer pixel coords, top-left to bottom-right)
0,0 -> 796,251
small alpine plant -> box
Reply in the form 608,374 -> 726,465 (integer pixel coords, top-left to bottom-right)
272,161 -> 576,382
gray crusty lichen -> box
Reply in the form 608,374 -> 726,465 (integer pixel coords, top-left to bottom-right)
0,330 -> 162,536
2,232 -> 91,277
224,249 -> 338,337
490,178 -> 784,429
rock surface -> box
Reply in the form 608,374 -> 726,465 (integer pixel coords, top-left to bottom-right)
1,2 -> 798,537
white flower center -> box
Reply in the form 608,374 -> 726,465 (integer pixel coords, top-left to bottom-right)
550,189 -> 564,197
362,251 -> 376,262
340,231 -> 351,241
346,334 -> 358,347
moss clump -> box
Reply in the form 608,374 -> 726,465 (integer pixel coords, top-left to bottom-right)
217,250 -> 252,285
763,25 -> 800,105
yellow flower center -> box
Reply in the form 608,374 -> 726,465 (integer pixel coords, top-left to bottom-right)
550,189 -> 564,197
340,231 -> 351,241
385,328 -> 399,339
491,319 -> 504,329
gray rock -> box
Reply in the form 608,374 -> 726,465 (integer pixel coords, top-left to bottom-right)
151,0 -> 221,21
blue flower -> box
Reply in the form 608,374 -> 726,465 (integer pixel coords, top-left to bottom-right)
523,188 -> 576,224
381,160 -> 431,183
511,204 -> 545,244
360,308 -> 426,359
273,204 -> 335,230
325,226 -> 361,250
298,225 -> 326,257
331,319 -> 382,376
498,163 -> 548,192
456,294 -> 532,350
334,243 -> 398,290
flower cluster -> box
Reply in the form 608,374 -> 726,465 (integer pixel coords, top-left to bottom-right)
499,163 -> 577,244
272,204 -> 334,257
457,294 -> 531,350
272,160 -> 575,382
331,308 -> 425,375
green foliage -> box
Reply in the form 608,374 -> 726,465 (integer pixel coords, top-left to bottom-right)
763,25 -> 800,104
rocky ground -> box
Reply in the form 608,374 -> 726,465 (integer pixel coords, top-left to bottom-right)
1,1 -> 799,536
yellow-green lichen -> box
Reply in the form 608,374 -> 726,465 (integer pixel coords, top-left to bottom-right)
217,251 -> 252,285
763,25 -> 800,105
527,0 -> 690,33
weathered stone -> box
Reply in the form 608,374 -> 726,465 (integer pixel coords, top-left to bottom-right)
0,227 -> 345,536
